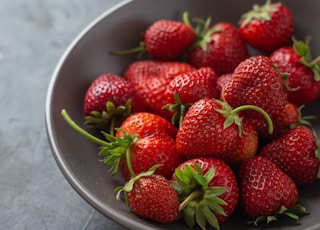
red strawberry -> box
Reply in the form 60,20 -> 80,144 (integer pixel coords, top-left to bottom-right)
239,156 -> 307,225
164,67 -> 219,125
270,37 -> 320,106
176,98 -> 239,158
176,98 -> 272,160
218,118 -> 258,166
83,73 -> 144,133
239,0 -> 294,53
112,13 -> 195,60
144,18 -> 195,59
116,166 -> 180,223
171,157 -> 239,230
124,60 -> 196,120
61,110 -> 182,181
187,21 -> 249,76
216,73 -> 233,94
113,112 -> 182,181
260,125 -> 320,186
222,55 -> 288,119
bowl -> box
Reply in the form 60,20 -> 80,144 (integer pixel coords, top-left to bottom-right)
45,0 -> 320,229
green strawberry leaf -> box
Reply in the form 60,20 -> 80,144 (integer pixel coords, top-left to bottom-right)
247,204 -> 309,226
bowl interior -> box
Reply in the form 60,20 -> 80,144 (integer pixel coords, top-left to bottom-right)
46,0 -> 320,229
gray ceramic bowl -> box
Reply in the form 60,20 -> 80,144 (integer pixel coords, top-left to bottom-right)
45,0 -> 320,229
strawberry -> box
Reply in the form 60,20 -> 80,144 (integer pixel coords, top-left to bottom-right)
164,67 -> 219,125
218,117 -> 258,166
216,73 -> 233,94
83,73 -> 144,133
270,37 -> 320,106
112,13 -> 195,60
239,156 -> 308,225
116,165 -> 180,224
176,98 -> 273,160
222,55 -> 288,119
124,60 -> 195,120
61,110 -> 182,181
251,102 -> 301,143
239,0 -> 294,53
171,157 -> 239,230
187,21 -> 249,76
259,125 -> 320,186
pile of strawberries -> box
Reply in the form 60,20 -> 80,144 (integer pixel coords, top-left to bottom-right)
62,0 -> 320,229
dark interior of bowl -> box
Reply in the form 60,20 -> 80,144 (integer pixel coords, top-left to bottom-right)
46,0 -> 320,229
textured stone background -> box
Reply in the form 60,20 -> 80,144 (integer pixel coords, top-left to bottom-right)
0,0 -> 125,229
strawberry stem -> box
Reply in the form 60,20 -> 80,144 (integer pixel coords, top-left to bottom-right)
232,105 -> 274,134
179,190 -> 203,211
61,109 -> 109,146
125,145 -> 136,178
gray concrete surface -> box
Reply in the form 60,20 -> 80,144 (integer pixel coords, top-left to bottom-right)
0,0 -> 125,229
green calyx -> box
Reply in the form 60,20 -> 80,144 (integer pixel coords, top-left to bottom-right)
190,15 -> 220,52
162,92 -> 193,127
115,164 -> 163,203
214,98 -> 273,135
248,204 -> 308,226
85,99 -> 132,136
171,163 -> 228,230
240,0 -> 280,27
61,109 -> 138,176
293,36 -> 320,81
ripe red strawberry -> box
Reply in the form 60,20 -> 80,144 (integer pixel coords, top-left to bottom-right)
164,67 -> 219,125
61,110 -> 182,181
83,73 -> 144,132
171,157 -> 239,230
216,73 -> 233,94
260,125 -> 320,186
124,60 -> 196,120
188,21 -> 249,76
144,18 -> 196,59
218,118 -> 258,165
176,98 -> 239,158
176,98 -> 272,160
113,13 -> 195,60
239,156 -> 307,225
239,0 -> 294,53
251,102 -> 301,143
116,166 -> 180,223
270,37 -> 320,106
222,55 -> 288,119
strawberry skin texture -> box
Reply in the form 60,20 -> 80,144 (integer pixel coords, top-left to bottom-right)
222,55 -> 288,118
165,67 -> 219,104
117,112 -> 181,180
144,19 -> 195,60
239,156 -> 298,219
239,1 -> 294,53
260,125 -> 320,186
219,118 -> 258,165
124,60 -> 196,120
188,22 -> 249,76
117,112 -> 177,139
176,98 -> 238,158
251,102 -> 300,143
128,174 -> 180,223
119,136 -> 181,181
270,46 -> 320,106
84,73 -> 144,115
